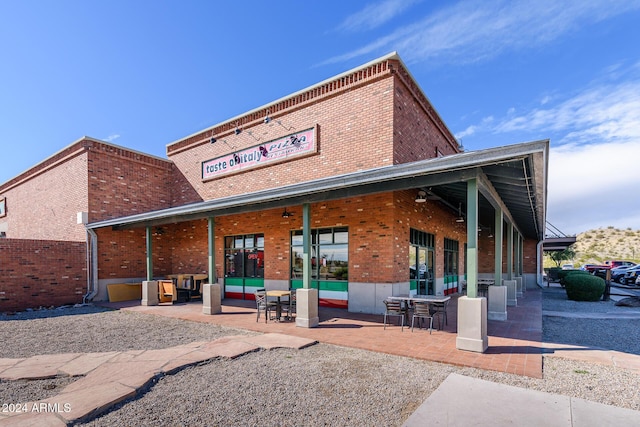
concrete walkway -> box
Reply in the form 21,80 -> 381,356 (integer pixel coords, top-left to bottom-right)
402,305 -> 640,426
403,373 -> 640,426
0,334 -> 316,426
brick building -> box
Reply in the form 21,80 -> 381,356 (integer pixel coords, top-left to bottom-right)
0,52 -> 547,317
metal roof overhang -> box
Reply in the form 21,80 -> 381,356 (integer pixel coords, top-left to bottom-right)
542,237 -> 577,251
88,140 -> 548,240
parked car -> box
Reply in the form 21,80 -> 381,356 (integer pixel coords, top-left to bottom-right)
622,265 -> 640,285
611,264 -> 637,284
561,263 -> 574,270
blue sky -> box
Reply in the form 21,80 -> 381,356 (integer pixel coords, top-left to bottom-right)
1,0 -> 639,236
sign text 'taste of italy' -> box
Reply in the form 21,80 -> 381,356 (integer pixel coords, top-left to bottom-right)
201,127 -> 316,181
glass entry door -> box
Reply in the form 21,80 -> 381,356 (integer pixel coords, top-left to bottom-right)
409,229 -> 435,295
417,247 -> 428,295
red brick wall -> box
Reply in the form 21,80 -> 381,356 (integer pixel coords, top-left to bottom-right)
523,239 -> 538,274
477,232 -> 538,275
87,142 -> 174,222
0,150 -> 88,241
393,190 -> 467,280
478,233 -> 500,273
166,220 -> 209,275
96,227 -> 172,280
168,76 -> 397,202
0,239 -> 86,312
391,61 -> 460,163
0,138 -> 176,239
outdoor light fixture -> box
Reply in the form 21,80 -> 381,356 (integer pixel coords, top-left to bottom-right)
415,190 -> 427,203
210,137 -> 217,144
455,202 -> 465,223
281,208 -> 293,218
234,127 -> 242,135
264,115 -> 271,124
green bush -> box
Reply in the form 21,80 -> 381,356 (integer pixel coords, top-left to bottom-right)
554,269 -> 589,288
558,269 -> 589,282
564,273 -> 605,301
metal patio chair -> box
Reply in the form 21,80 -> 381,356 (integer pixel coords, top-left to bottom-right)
411,301 -> 433,333
254,290 -> 275,323
383,299 -> 406,331
429,300 -> 449,330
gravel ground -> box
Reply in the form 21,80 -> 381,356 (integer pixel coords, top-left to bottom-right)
1,287 -> 640,426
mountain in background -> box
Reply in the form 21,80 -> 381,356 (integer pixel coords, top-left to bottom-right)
570,227 -> 640,267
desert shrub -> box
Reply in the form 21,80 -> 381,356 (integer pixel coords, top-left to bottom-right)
564,274 -> 605,301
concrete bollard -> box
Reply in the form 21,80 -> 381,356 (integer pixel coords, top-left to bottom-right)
202,283 -> 222,315
142,281 -> 159,306
295,288 -> 319,328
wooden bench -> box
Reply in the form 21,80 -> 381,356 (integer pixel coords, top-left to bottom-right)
107,283 -> 142,302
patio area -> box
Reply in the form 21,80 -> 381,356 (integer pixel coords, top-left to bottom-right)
100,287 -> 543,378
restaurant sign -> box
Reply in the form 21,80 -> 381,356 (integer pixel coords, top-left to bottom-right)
202,127 -> 316,181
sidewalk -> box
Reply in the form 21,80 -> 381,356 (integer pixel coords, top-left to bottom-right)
404,291 -> 640,426
404,373 -> 640,426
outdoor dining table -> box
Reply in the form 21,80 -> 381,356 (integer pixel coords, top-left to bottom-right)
266,290 -> 291,321
387,294 -> 451,324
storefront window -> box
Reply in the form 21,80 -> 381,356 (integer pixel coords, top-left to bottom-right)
291,227 -> 348,281
225,234 -> 264,278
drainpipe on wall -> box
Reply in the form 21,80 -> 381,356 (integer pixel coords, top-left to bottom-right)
536,240 -> 544,288
83,228 -> 99,303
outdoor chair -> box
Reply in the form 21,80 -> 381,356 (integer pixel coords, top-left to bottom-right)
158,280 -> 177,304
188,276 -> 202,300
282,288 -> 296,320
429,300 -> 449,330
255,289 -> 277,323
411,301 -> 433,333
383,299 -> 406,331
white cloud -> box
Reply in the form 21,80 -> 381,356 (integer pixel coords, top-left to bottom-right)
546,140 -> 640,234
454,125 -> 476,139
478,64 -> 640,234
336,0 -> 422,33
495,80 -> 640,145
105,134 -> 121,142
321,0 -> 640,66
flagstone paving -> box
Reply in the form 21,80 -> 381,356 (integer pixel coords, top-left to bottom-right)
0,333 -> 316,426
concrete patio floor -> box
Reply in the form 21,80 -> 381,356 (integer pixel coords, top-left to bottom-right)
102,288 -> 544,378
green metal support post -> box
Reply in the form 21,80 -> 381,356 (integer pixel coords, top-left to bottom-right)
302,203 -> 311,290
494,209 -> 503,286
208,217 -> 215,285
145,226 -> 153,281
466,179 -> 479,298
506,222 -> 513,280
